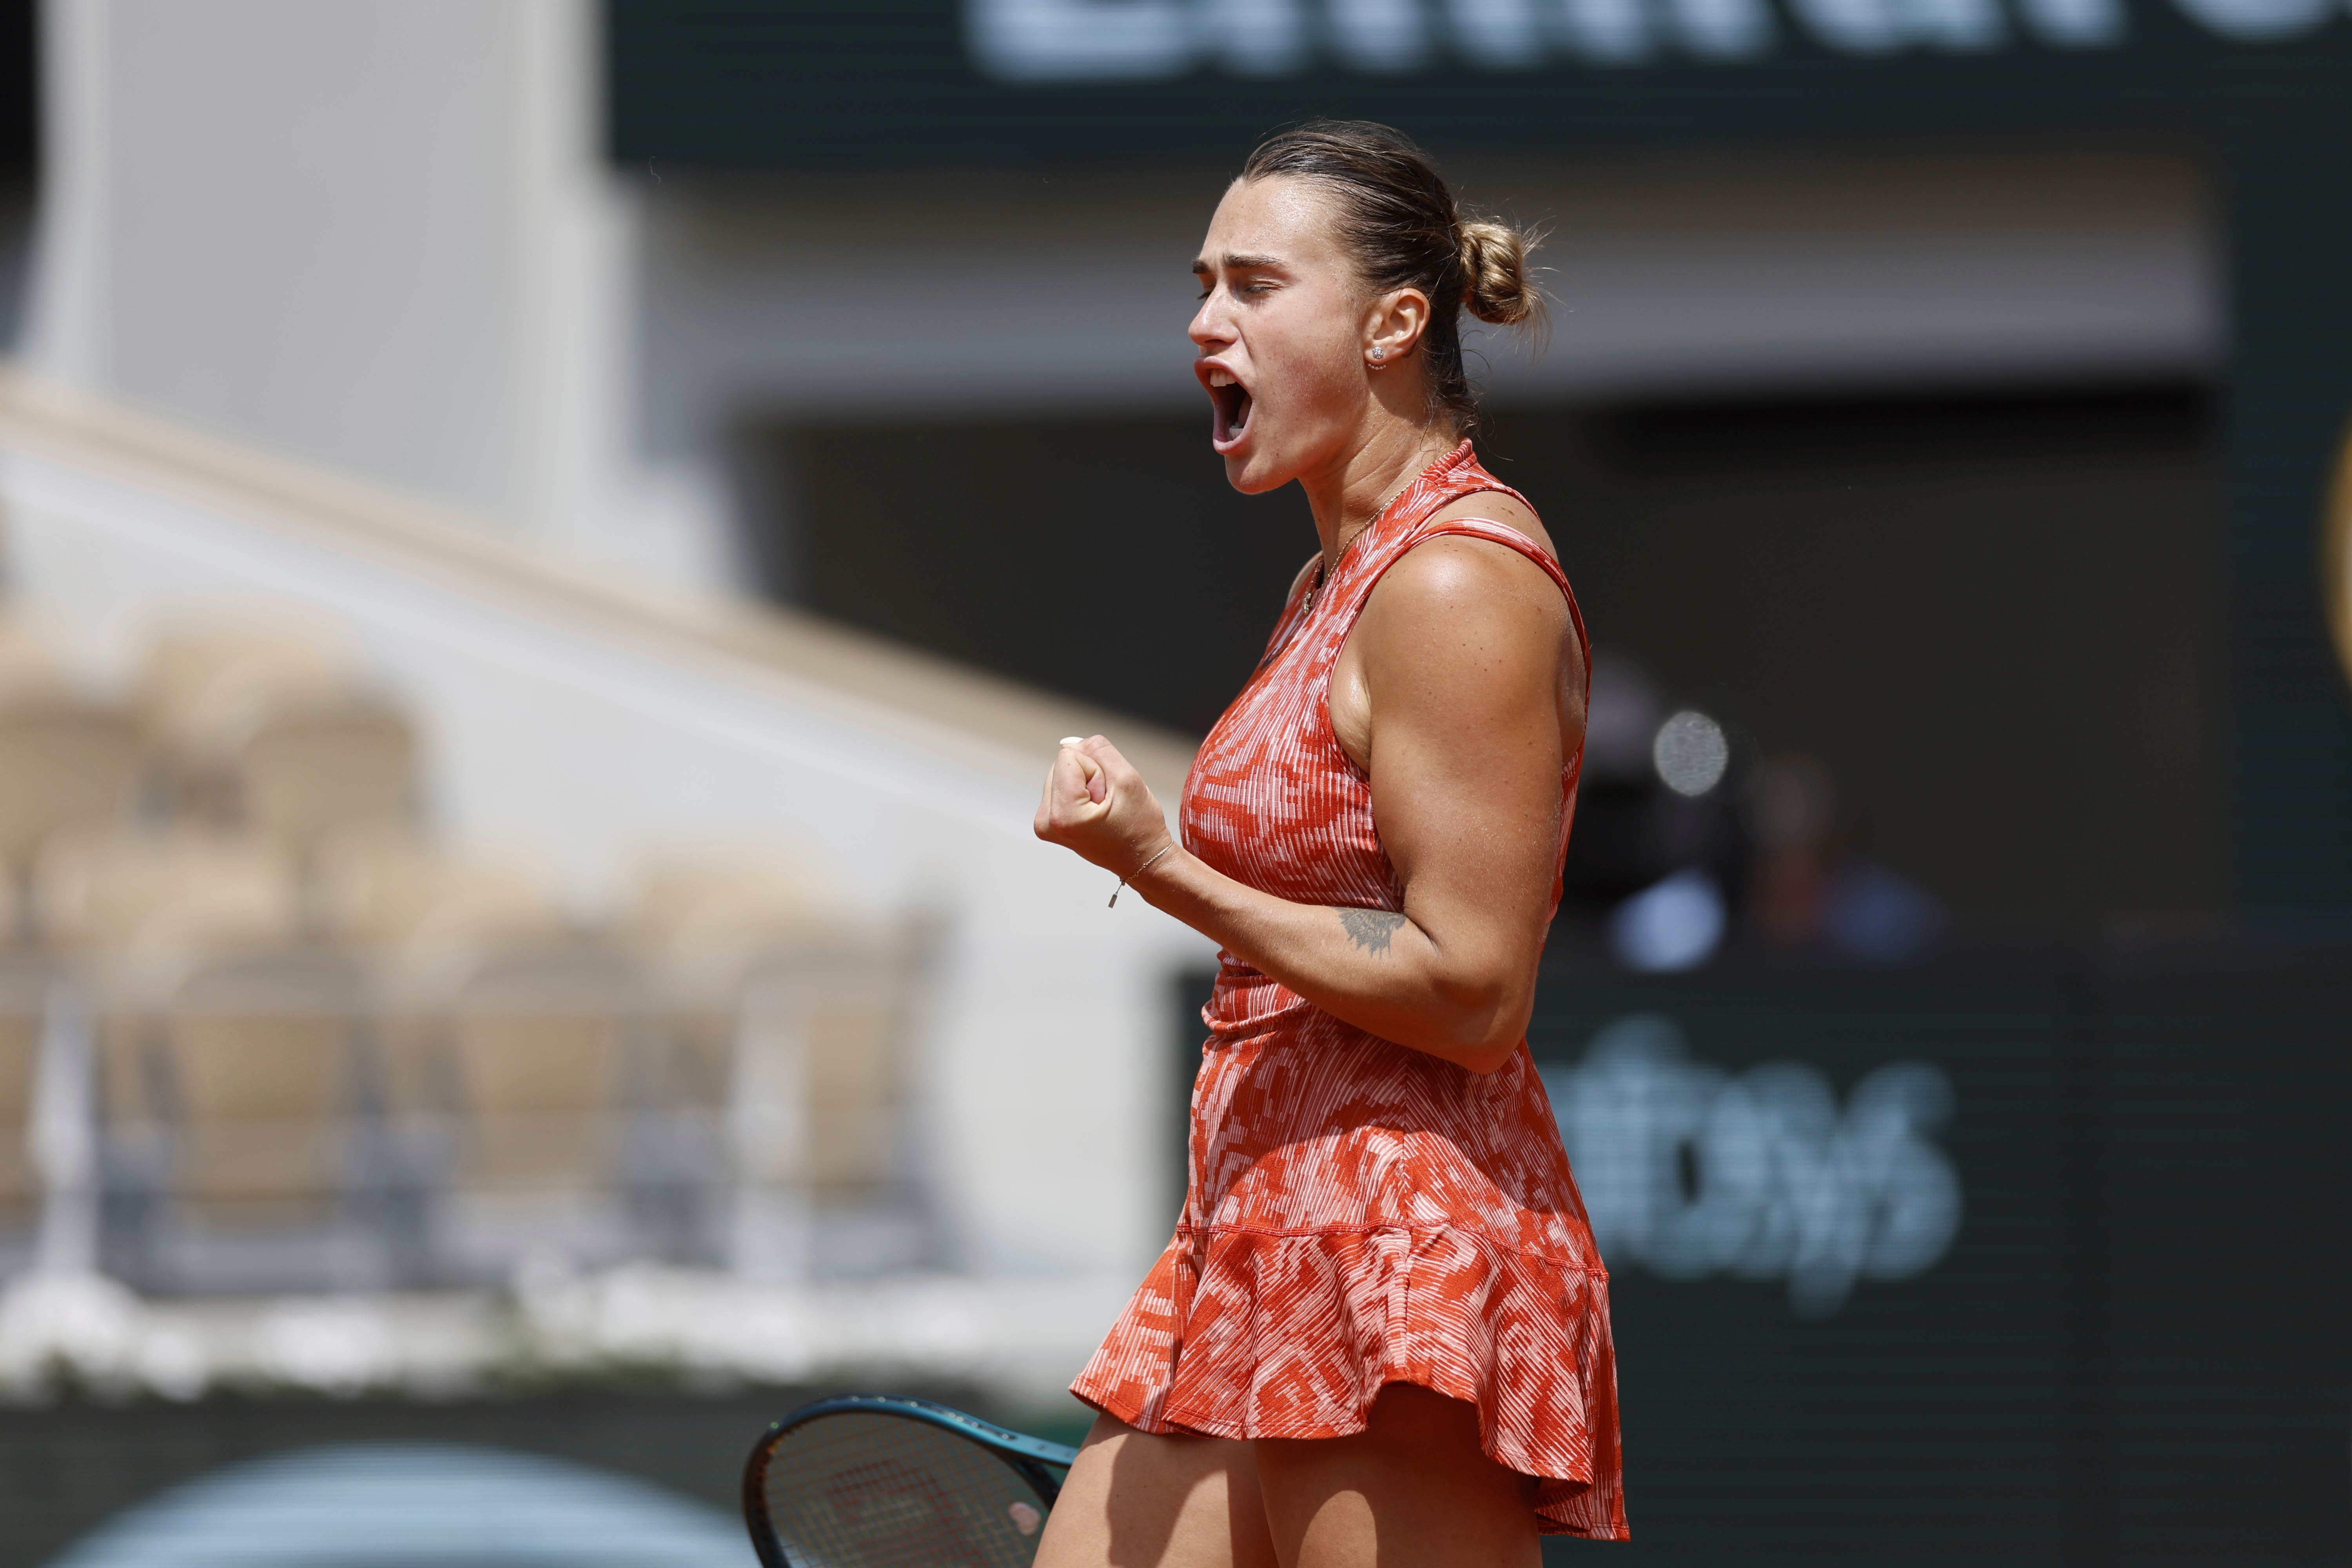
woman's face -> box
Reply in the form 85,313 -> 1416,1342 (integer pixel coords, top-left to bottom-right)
1189,176 -> 1381,495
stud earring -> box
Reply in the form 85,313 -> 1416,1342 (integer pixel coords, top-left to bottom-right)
1369,346 -> 1387,364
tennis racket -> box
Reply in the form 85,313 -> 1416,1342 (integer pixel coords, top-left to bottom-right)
742,1393 -> 1083,1568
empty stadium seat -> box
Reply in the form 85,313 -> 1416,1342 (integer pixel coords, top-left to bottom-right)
626,851 -> 841,1129
425,942 -> 655,1276
449,949 -> 632,1190
0,697 -> 145,888
34,829 -> 299,958
223,692 -> 420,855
316,828 -> 563,965
156,949 -> 360,1219
29,829 -> 358,1287
135,619 -> 421,854
0,613 -> 69,702
0,959 -> 44,1244
626,854 -> 922,1275
134,617 -> 348,749
626,852 -> 839,977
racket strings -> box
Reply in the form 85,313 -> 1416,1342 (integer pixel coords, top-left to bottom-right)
757,1412 -> 1053,1568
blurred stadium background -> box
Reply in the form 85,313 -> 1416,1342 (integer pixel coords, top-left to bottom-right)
0,1 -> 2343,1564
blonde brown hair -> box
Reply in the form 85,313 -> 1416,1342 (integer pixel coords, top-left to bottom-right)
1240,119 -> 1544,435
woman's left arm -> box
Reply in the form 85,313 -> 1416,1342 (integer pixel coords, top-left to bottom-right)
1036,539 -> 1578,1074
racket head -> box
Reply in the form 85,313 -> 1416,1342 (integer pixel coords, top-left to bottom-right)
742,1394 -> 1081,1568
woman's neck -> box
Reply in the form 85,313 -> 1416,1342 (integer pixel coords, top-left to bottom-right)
1303,419 -> 1456,573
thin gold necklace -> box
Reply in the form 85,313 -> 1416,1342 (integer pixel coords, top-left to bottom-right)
1307,444 -> 1452,613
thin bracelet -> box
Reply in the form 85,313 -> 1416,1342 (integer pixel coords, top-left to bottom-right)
1111,845 -> 1174,908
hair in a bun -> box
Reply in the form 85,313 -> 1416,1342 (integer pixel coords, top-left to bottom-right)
1240,119 -> 1546,435
1457,216 -> 1542,328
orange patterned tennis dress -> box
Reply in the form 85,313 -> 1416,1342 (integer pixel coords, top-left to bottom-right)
1071,443 -> 1628,1539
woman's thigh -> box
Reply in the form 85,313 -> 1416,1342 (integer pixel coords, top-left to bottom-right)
1252,1383 -> 1541,1568
1033,1412 -> 1280,1568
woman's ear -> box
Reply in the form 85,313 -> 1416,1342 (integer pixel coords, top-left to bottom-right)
1365,285 -> 1433,366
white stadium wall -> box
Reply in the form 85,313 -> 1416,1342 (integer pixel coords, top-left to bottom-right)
25,0 -> 732,595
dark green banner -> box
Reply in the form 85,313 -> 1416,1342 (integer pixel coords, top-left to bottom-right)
606,0 -> 2352,169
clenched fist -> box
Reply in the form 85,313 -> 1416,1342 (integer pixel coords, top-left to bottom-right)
1034,735 -> 1174,881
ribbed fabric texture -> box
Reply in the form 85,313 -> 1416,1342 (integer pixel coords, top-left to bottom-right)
1071,444 -> 1627,1540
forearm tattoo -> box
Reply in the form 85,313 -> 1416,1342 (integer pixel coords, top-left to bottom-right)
1339,907 -> 1408,955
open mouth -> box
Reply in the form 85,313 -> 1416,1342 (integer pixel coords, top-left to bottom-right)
1206,367 -> 1253,449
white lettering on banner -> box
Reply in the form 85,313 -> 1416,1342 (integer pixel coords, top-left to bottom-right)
2169,0 -> 2336,38
2015,0 -> 2131,44
1202,0 -> 1313,74
1560,0 -> 1662,60
965,0 -> 2335,79
1331,0 -> 1438,69
1538,1013 -> 1963,1318
1448,0 -> 1551,66
1786,0 -> 2008,51
1667,0 -> 1781,58
965,0 -> 1194,82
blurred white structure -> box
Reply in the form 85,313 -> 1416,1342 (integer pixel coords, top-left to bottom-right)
25,0 -> 716,589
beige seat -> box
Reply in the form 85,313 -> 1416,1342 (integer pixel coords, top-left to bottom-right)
134,619 -> 416,850
627,853 -> 915,1275
628,851 -> 838,951
441,946 -> 637,1195
317,830 -> 562,957
0,614 -> 71,704
36,828 -> 298,958
736,940 -> 912,1196
0,890 -> 34,1229
726,935 -> 921,1280
31,830 -> 343,1240
134,618 -> 348,751
0,697 -> 146,887
35,830 -> 303,1101
318,830 -> 568,1128
225,692 -> 420,856
156,949 -> 358,1222
626,850 -> 846,1114
0,961 -> 43,1229
309,920 -> 644,1278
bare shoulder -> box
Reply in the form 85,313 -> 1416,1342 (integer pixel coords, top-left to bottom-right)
1362,532 -> 1569,642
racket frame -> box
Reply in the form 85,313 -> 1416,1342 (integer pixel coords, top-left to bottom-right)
741,1392 -> 1082,1568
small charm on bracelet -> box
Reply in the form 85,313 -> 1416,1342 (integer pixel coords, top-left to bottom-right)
1111,845 -> 1174,907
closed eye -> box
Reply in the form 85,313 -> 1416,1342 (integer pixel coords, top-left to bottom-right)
1194,265 -> 1284,303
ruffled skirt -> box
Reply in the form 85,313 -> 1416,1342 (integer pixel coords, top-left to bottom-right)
1077,1020 -> 1628,1542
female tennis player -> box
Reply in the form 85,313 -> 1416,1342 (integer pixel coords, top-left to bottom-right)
1033,122 -> 1625,1566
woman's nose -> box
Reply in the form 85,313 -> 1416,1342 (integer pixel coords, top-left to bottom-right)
1189,292 -> 1231,348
